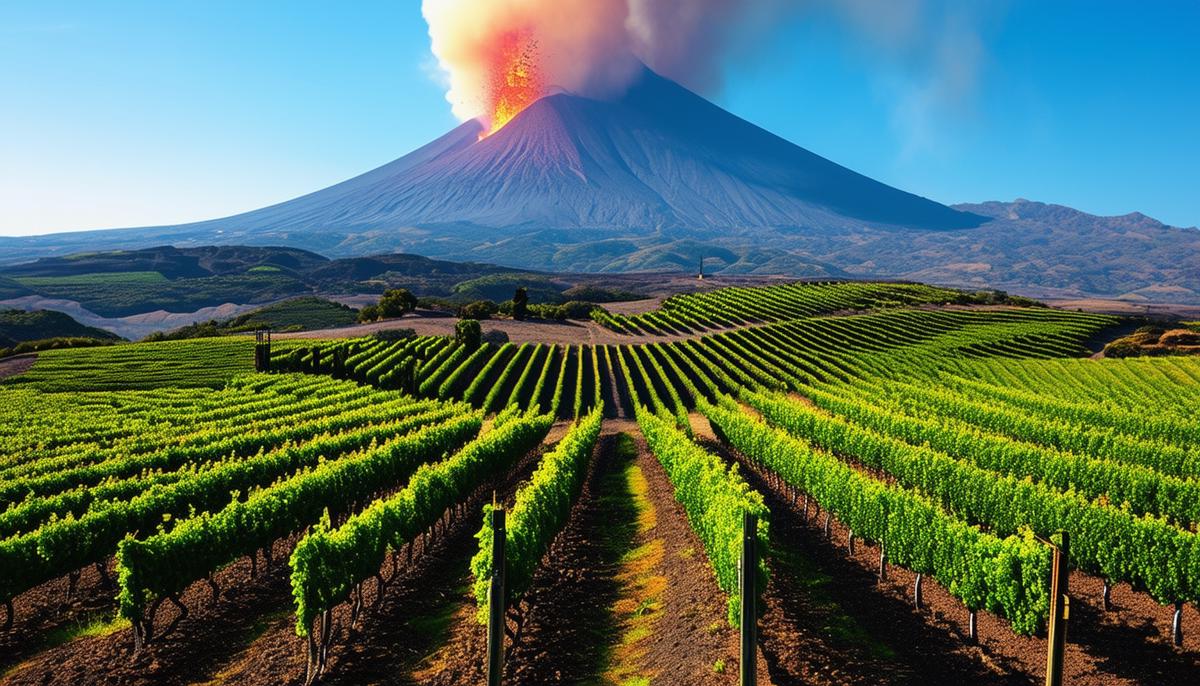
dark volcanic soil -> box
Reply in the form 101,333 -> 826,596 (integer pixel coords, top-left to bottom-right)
690,412 -> 1200,686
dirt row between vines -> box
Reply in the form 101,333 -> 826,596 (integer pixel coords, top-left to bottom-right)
0,420 -> 756,686
0,424 -> 569,686
688,412 -> 1200,686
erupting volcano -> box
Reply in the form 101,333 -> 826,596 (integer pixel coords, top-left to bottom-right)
479,30 -> 544,138
12,65 -> 986,270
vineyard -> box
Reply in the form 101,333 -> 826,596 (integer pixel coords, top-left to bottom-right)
1,280 -> 1197,685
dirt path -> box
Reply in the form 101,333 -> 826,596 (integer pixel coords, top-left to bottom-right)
274,304 -> 1042,347
274,312 -> 712,346
690,412 -> 1200,685
0,354 -> 35,380
412,420 -> 763,685
592,420 -> 762,685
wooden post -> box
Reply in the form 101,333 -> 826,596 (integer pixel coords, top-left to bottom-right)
254,329 -> 272,372
1173,602 -> 1184,647
740,511 -> 758,686
487,507 -> 507,686
1045,531 -> 1070,686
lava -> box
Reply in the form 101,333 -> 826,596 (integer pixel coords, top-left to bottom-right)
479,29 -> 544,139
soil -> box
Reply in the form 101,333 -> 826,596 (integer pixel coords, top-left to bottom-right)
6,410 -> 1198,685
275,310 -> 737,346
413,419 -> 767,685
689,412 -> 1200,686
0,354 -> 35,380
0,430 -> 560,686
273,302 -> 1045,347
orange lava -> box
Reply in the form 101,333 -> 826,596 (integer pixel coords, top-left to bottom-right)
480,29 -> 543,139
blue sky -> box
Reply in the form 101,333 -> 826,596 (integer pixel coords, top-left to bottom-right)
1,1 -> 1197,236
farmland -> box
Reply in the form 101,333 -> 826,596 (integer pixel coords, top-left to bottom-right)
1,280 -> 1197,685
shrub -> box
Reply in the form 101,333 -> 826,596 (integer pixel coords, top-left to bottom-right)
1159,328 -> 1200,346
370,328 -> 416,341
359,289 -> 418,322
458,300 -> 498,320
1102,338 -> 1143,358
455,319 -> 483,349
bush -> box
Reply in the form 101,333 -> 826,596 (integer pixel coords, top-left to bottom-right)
370,328 -> 416,341
358,304 -> 380,323
1159,329 -> 1200,346
0,336 -> 118,359
359,289 -> 418,322
455,319 -> 482,349
458,300 -> 498,320
561,284 -> 645,303
144,320 -> 223,342
561,301 -> 599,319
1102,338 -> 1143,358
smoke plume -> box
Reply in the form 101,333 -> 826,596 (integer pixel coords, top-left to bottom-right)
420,0 -> 793,128
422,0 -> 994,148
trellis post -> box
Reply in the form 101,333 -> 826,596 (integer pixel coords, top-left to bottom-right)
1045,531 -> 1070,686
740,511 -> 758,686
486,506 -> 507,686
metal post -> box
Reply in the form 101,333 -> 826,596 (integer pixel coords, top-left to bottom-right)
487,507 -> 507,686
1045,531 -> 1070,686
740,511 -> 758,686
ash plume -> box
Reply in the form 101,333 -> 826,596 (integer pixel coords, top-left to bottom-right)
420,0 -> 796,125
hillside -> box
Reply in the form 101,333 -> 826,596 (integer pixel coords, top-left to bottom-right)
0,308 -> 123,347
0,247 -> 523,319
147,297 -> 359,340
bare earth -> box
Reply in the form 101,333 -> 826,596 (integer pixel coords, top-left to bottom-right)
0,354 -> 36,380
276,311 -> 721,346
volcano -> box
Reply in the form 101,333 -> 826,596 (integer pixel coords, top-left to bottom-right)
187,67 -> 984,235
6,68 -> 1200,303
228,69 -> 981,236
0,68 -> 984,264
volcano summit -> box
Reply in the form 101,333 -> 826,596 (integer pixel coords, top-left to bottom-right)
4,68 -> 1198,302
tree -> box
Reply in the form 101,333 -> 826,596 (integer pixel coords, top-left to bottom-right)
455,319 -> 483,349
512,287 -> 529,321
357,304 -> 380,323
378,289 -> 418,318
458,300 -> 498,320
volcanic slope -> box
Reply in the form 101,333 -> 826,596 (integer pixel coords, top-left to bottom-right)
0,68 -> 981,260
225,67 -> 982,234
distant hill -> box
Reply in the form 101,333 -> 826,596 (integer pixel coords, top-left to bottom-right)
0,309 -> 123,347
0,247 -> 521,318
146,297 -> 359,340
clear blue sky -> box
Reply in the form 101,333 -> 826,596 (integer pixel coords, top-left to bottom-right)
2,1 -> 1197,236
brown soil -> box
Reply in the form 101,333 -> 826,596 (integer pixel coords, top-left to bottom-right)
612,421 -> 769,685
1,535 -> 302,686
0,354 -> 35,380
275,311 -> 698,346
416,419 -> 766,685
275,303 -> 1037,347
690,413 -> 1200,685
0,434 -> 557,686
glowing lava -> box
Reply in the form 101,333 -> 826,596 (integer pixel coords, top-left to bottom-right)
479,29 -> 544,139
